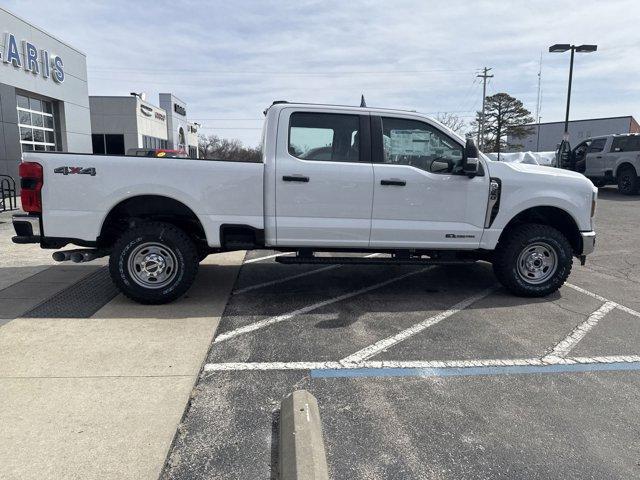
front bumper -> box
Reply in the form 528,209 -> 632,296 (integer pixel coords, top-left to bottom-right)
12,213 -> 41,244
580,231 -> 596,256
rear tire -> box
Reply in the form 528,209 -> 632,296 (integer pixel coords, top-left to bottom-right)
493,224 -> 572,297
617,166 -> 639,195
109,221 -> 199,304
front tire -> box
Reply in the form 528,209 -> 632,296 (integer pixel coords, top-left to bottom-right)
617,166 -> 639,195
109,222 -> 199,304
493,224 -> 572,297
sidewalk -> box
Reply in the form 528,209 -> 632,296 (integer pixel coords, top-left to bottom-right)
0,250 -> 245,480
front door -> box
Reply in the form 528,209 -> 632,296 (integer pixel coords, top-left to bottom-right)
583,137 -> 608,177
369,115 -> 489,249
274,109 -> 374,247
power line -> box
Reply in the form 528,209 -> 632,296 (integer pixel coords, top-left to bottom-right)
89,67 -> 472,76
476,67 -> 494,149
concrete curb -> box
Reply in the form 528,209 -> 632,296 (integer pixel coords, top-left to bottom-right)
279,390 -> 329,480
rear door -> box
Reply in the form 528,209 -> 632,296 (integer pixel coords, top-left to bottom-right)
274,109 -> 374,247
369,115 -> 489,249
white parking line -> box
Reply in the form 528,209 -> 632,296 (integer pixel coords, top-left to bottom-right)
565,282 -> 640,319
234,254 -> 381,295
543,301 -> 617,361
214,266 -> 432,343
203,355 -> 640,372
243,252 -> 294,264
340,287 -> 496,363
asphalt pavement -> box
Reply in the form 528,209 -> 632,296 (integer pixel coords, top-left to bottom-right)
162,187 -> 640,480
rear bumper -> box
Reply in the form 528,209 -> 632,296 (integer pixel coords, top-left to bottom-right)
12,214 -> 41,244
580,231 -> 596,256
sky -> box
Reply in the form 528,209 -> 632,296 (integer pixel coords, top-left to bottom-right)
5,0 -> 640,146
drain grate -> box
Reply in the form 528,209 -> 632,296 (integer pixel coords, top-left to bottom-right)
22,267 -> 119,318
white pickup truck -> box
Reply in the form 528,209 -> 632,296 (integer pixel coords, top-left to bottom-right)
13,102 -> 597,304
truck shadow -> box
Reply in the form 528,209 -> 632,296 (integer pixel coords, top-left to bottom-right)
0,260 -> 572,322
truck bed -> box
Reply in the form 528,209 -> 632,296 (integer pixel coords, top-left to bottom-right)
26,152 -> 265,247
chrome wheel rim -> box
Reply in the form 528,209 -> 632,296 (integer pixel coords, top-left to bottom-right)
516,242 -> 558,285
128,242 -> 178,289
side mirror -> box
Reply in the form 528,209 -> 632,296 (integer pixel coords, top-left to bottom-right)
462,138 -> 480,178
431,159 -> 450,173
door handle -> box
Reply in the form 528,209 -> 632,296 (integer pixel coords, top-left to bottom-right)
282,175 -> 309,183
380,179 -> 406,186
595,155 -> 602,159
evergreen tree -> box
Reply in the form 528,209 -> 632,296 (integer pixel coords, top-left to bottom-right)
471,93 -> 534,153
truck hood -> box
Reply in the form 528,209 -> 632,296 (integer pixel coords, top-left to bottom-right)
487,160 -> 594,186
503,162 -> 587,180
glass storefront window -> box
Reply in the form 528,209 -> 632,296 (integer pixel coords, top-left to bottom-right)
33,130 -> 45,142
29,98 -> 42,112
16,92 -> 57,152
31,113 -> 44,127
20,127 -> 33,141
17,95 -> 29,109
19,110 -> 31,125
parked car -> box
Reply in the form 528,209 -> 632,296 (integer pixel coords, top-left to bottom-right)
566,133 -> 640,195
12,101 -> 597,304
126,148 -> 189,158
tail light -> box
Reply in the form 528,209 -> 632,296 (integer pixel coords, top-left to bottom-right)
19,162 -> 43,213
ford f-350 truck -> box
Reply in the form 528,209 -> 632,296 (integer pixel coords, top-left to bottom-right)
12,102 -> 597,304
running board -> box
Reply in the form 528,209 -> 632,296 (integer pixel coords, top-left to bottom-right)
275,256 -> 476,266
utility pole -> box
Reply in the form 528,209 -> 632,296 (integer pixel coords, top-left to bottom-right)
476,67 -> 493,150
535,53 -> 542,151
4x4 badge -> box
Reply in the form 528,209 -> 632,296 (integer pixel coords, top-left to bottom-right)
54,166 -> 96,176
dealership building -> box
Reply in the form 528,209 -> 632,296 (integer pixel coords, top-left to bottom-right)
508,116 -> 640,152
0,7 -> 200,185
89,93 -> 199,158
0,7 -> 92,180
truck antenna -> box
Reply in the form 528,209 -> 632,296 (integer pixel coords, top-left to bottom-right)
360,94 -> 367,108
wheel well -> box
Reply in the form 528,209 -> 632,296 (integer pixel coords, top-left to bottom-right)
99,195 -> 206,249
615,162 -> 637,178
498,206 -> 581,254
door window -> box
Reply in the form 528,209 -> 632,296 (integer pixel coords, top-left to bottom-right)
288,112 -> 360,162
586,138 -> 606,153
380,117 -> 463,174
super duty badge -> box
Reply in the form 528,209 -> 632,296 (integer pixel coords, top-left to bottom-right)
54,166 -> 96,176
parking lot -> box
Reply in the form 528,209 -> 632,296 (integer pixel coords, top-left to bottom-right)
1,187 -> 640,480
162,187 -> 640,480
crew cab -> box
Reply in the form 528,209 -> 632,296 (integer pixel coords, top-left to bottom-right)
12,102 -> 598,304
566,133 -> 640,195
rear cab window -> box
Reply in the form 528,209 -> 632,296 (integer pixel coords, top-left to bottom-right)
611,136 -> 640,152
288,112 -> 360,162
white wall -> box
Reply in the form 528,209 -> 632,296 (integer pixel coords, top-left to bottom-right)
509,117 -> 634,151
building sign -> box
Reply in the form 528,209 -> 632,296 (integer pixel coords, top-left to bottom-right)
140,103 -> 166,121
140,104 -> 153,117
1,32 -> 64,83
174,103 -> 186,116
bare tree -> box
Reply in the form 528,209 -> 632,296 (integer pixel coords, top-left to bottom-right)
198,134 -> 262,162
436,112 -> 466,134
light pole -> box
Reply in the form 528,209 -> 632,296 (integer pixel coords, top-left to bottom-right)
549,44 -> 597,141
